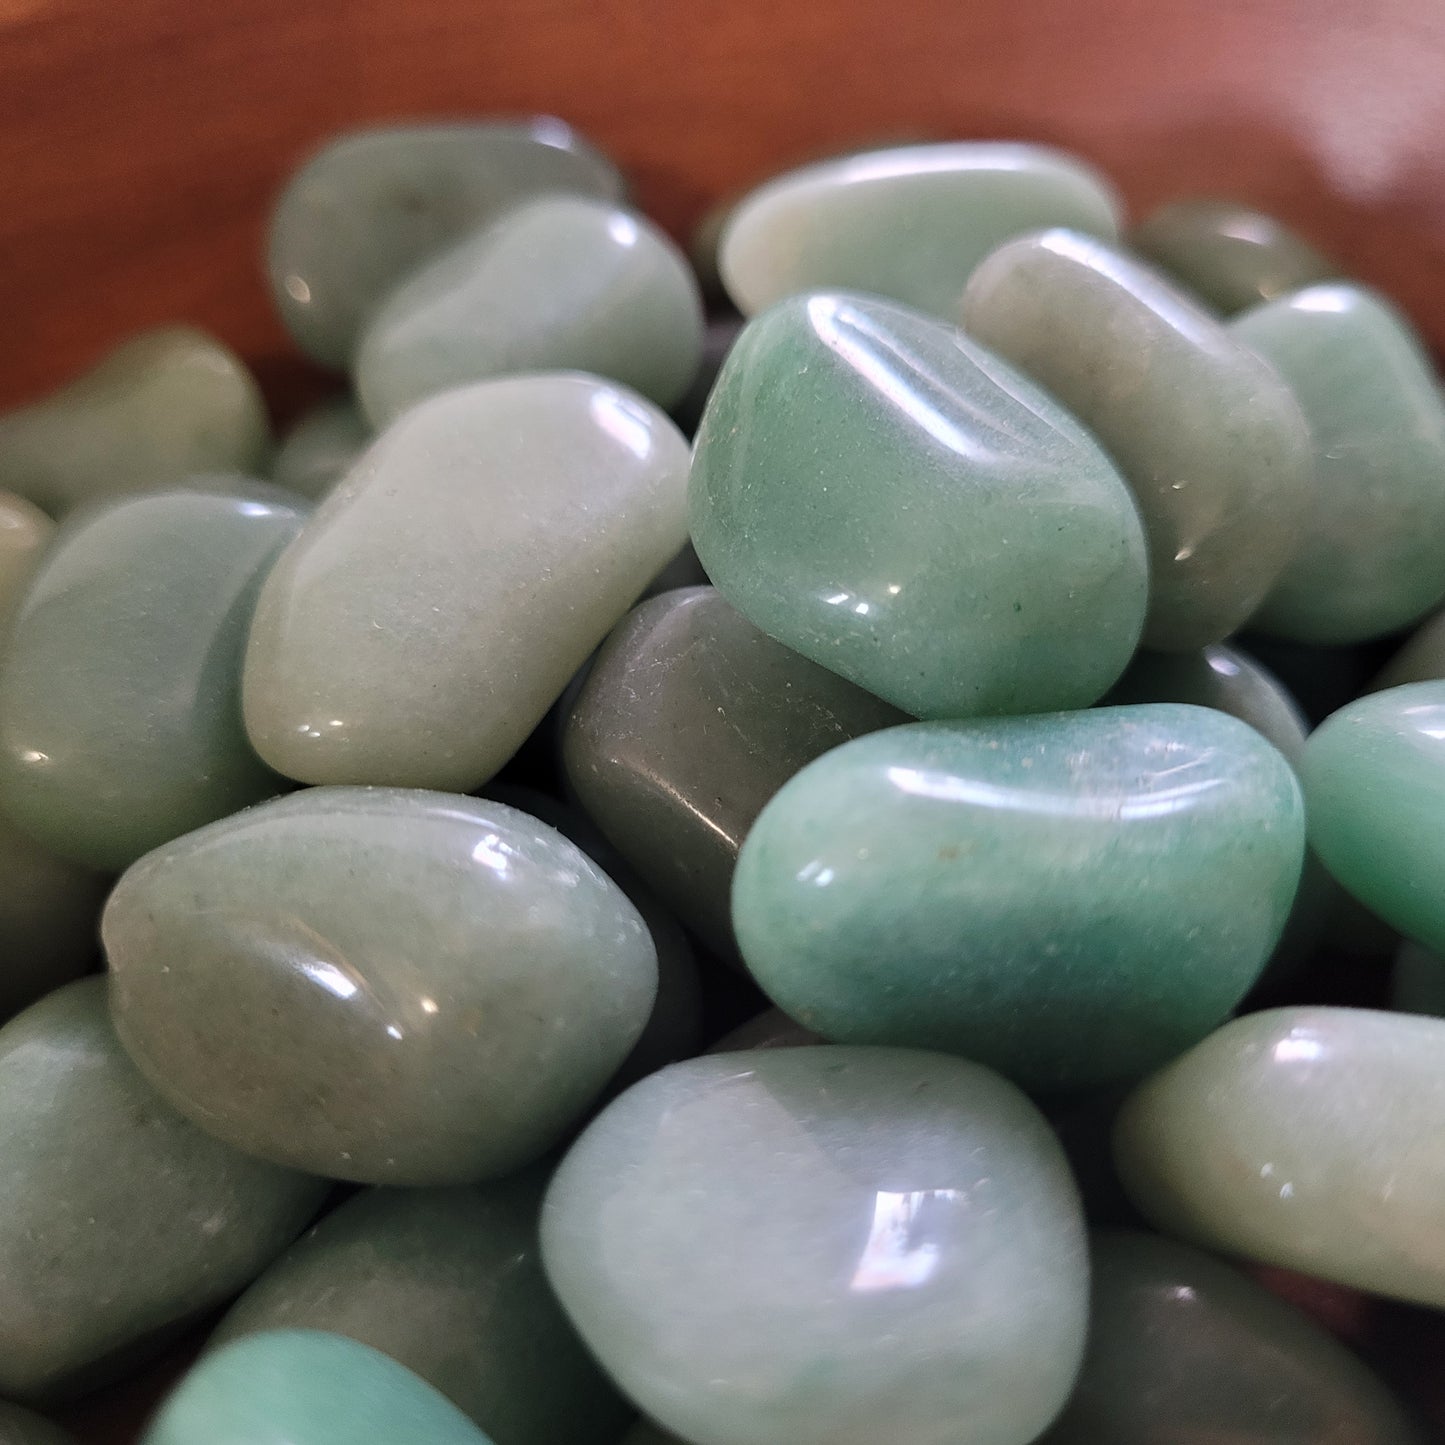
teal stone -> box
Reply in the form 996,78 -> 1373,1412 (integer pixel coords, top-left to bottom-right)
271,399 -> 368,499
0,487 -> 305,872
0,1403 -> 74,1445
718,142 -> 1120,317
0,980 -> 323,1400
960,229 -> 1313,649
542,1047 -> 1089,1445
689,292 -> 1148,719
1392,940 -> 1445,1017
268,120 -> 623,367
355,196 -> 704,424
1231,285 -> 1445,642
143,1330 -> 493,1445
103,788 -> 657,1184
0,328 -> 271,515
732,706 -> 1305,1093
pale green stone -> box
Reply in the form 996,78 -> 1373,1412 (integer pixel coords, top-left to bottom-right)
542,1047 -> 1088,1445
355,196 -> 704,424
271,399 -> 368,499
961,229 -> 1313,649
0,1403 -> 74,1445
1392,940 -> 1445,1017
0,329 -> 271,515
718,142 -> 1120,317
0,492 -> 52,632
244,375 -> 689,791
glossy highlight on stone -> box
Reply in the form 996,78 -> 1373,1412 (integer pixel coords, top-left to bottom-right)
271,399 -> 368,499
0,492 -> 52,631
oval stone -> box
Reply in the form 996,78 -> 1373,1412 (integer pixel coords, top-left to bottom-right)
960,229 -> 1313,649
0,1404 -> 74,1445
0,492 -> 52,630
244,375 -> 689,791
355,196 -> 704,424
1115,1006 -> 1445,1308
732,706 -> 1305,1093
0,979 -> 323,1400
542,1047 -> 1088,1445
690,292 -> 1147,719
267,119 -> 623,367
271,399 -> 369,500
104,788 -> 656,1184
718,142 -> 1120,317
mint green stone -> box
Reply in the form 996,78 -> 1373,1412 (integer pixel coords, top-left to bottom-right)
0,487 -> 305,872
1232,285 -> 1445,642
0,1404 -> 74,1445
718,142 -> 1120,317
355,196 -> 704,424
271,399 -> 368,499
268,120 -> 623,367
733,706 -> 1305,1093
143,1331 -> 493,1445
690,292 -> 1147,719
0,329 -> 271,515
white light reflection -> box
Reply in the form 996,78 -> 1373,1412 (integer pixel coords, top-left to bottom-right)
1401,703 -> 1445,741
471,833 -> 513,875
284,275 -> 311,304
606,214 -> 640,247
1273,1035 -> 1324,1063
301,959 -> 359,1000
1206,650 -> 1241,679
590,390 -> 654,460
1292,288 -> 1352,314
850,1189 -> 964,1293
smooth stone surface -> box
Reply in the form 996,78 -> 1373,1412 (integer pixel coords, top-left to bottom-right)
1374,605 -> 1445,691
1115,1006 -> 1445,1308
734,706 -> 1304,1093
563,586 -> 907,957
719,142 -> 1120,317
0,487 -> 305,872
0,492 -> 52,631
271,398 -> 368,499
543,1047 -> 1088,1445
707,1007 -> 823,1053
1041,1230 -> 1425,1444
690,292 -> 1147,719
104,788 -> 656,1184
355,196 -> 704,424
0,1404 -> 74,1445
1232,285 -> 1445,643
0,979 -> 323,1400
1392,940 -> 1445,1017
0,328 -> 270,515
143,1330 -> 493,1445
244,375 -> 689,791
213,1173 -> 628,1445
961,229 -> 1313,649
1130,198 -> 1338,315
268,119 -> 623,367
640,541 -> 709,600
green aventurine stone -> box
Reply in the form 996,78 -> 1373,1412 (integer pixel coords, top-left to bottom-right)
1115,1006 -> 1445,1308
1129,198 -> 1338,315
1231,285 -> 1445,643
0,492 -> 52,630
0,488 -> 305,873
271,399 -> 369,499
1040,1230 -> 1425,1444
0,1403 -> 74,1445
542,1048 -> 1088,1445
732,706 -> 1305,1093
960,229 -> 1313,649
268,120 -> 623,367
243,375 -> 689,791
103,788 -> 656,1185
0,980 -> 323,1400
690,292 -> 1147,719
718,142 -> 1120,317
355,196 -> 704,424
562,586 -> 907,958
0,329 -> 270,515
143,1331 -> 493,1445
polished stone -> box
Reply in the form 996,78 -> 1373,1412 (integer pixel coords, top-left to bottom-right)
244,375 -> 690,791
104,788 -> 656,1184
542,1047 -> 1088,1445
0,487 -> 305,872
1374,605 -> 1445,690
271,399 -> 368,499
733,706 -> 1305,1093
0,979 -> 323,1400
690,292 -> 1147,718
0,328 -> 270,515
1392,940 -> 1445,1017
0,493 -> 52,630
1115,1006 -> 1445,1308
1232,285 -> 1445,642
961,229 -> 1313,649
0,1404 -> 74,1445
707,1007 -> 822,1053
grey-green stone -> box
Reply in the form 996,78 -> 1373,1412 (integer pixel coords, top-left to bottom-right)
0,1403 -> 74,1445
1373,604 -> 1445,690
271,399 -> 368,499
0,492 -> 53,631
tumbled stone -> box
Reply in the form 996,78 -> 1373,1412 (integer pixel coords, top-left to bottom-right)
961,229 -> 1313,649
271,399 -> 368,499
104,788 -> 656,1185
0,1403 -> 74,1445
707,1008 -> 822,1053
0,492 -> 51,630
268,120 -> 623,367
355,196 -> 704,424
0,487 -> 305,872
244,375 -> 689,791
733,706 -> 1305,1093
0,328 -> 270,515
0,979 -> 323,1400
1373,605 -> 1445,690
718,142 -> 1120,317
1115,1006 -> 1445,1308
690,292 -> 1147,719
542,1047 -> 1088,1445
